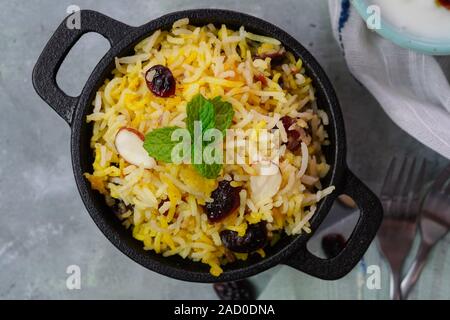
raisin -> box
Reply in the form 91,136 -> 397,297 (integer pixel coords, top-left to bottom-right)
205,181 -> 241,222
220,222 -> 267,253
145,65 -> 176,97
111,200 -> 133,216
213,280 -> 255,300
321,233 -> 346,258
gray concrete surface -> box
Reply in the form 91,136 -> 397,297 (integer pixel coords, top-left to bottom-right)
0,0 -> 447,299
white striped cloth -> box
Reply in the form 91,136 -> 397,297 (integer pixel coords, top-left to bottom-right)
328,0 -> 450,159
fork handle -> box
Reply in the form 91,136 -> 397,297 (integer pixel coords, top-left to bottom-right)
391,269 -> 402,300
400,241 -> 432,299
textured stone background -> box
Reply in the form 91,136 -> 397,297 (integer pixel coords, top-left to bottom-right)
0,0 -> 446,299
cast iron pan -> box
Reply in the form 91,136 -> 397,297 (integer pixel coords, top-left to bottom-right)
32,9 -> 383,282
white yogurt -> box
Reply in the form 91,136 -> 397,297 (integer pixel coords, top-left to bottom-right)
369,0 -> 450,40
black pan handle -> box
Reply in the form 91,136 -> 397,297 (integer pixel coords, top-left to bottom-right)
285,169 -> 383,280
32,10 -> 134,125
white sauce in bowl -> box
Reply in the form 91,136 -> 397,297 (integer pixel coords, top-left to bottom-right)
370,0 -> 450,40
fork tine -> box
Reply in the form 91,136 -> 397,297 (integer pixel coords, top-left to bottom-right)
445,180 -> 450,195
380,157 -> 398,218
428,191 -> 450,217
406,158 -> 427,219
438,164 -> 450,194
381,157 -> 397,198
401,157 -> 416,197
413,158 -> 427,193
401,157 -> 417,218
431,164 -> 450,194
392,157 -> 409,217
396,157 -> 409,194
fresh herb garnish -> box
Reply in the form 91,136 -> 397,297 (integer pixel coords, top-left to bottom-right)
193,162 -> 223,179
143,94 -> 234,179
143,127 -> 182,163
210,96 -> 234,134
197,97 -> 216,134
187,94 -> 214,136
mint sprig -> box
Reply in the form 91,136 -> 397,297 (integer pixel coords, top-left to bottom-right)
187,94 -> 213,136
143,127 -> 182,163
210,97 -> 234,134
143,94 -> 234,179
193,162 -> 223,179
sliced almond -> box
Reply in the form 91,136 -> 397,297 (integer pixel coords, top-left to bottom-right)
115,127 -> 156,169
250,160 -> 282,204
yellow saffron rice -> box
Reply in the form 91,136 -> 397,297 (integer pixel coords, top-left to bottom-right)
85,18 -> 334,276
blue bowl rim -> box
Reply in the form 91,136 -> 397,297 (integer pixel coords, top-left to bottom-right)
351,0 -> 450,56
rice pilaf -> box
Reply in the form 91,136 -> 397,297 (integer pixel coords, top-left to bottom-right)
85,18 -> 334,276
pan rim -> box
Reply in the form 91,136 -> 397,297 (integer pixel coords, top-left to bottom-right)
71,8 -> 347,283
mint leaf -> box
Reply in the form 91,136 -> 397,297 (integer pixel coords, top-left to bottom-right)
148,94 -> 232,179
188,95 -> 233,179
199,100 -> 216,133
186,94 -> 214,137
192,141 -> 223,179
193,163 -> 222,179
143,127 -> 182,163
211,97 -> 234,133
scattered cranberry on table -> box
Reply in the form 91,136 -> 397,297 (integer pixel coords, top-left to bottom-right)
438,0 -> 450,10
213,280 -> 255,300
321,233 -> 347,259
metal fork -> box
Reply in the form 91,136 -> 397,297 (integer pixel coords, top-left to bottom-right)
377,157 -> 426,300
401,164 -> 450,299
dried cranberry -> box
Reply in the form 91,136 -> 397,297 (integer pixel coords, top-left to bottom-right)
220,222 -> 267,253
438,0 -> 450,10
213,280 -> 255,300
145,65 -> 176,98
256,47 -> 286,65
281,115 -> 296,129
254,74 -> 267,86
205,181 -> 241,222
280,116 -> 302,152
286,130 -> 301,151
321,233 -> 346,258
